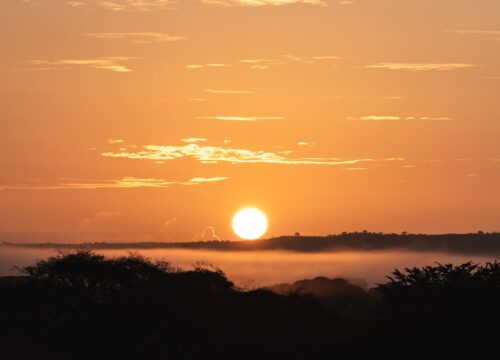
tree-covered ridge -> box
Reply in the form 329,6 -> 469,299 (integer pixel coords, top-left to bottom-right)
5,231 -> 500,255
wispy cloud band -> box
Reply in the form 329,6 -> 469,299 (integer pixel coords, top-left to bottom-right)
347,116 -> 453,121
28,57 -> 137,72
365,63 -> 477,71
86,32 -> 186,44
196,116 -> 284,121
102,143 -> 404,166
0,176 -> 227,190
201,0 -> 328,7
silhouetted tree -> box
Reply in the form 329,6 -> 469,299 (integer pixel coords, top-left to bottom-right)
0,251 -> 353,360
376,262 -> 500,356
2,251 -> 500,359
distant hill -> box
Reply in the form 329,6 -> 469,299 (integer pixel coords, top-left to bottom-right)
3,231 -> 500,255
266,277 -> 377,321
267,277 -> 367,297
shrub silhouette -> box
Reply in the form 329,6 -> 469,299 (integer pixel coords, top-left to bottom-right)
2,252 -> 500,359
1,251 -> 351,360
376,262 -> 500,356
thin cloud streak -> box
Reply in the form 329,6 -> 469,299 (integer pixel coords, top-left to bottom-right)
201,0 -> 328,7
85,32 -> 186,44
197,116 -> 284,121
67,0 -> 332,10
0,177 -> 227,191
186,56 -> 336,72
285,55 -> 339,64
238,59 -> 281,70
185,64 -> 231,69
67,0 -> 172,12
205,89 -> 254,94
447,30 -> 500,37
101,143 -> 404,166
182,138 -> 208,143
28,57 -> 137,72
365,63 -> 477,71
347,116 -> 454,121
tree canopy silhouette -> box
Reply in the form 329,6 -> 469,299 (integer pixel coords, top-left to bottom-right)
1,251 -> 500,359
1,251 -> 348,360
376,262 -> 500,356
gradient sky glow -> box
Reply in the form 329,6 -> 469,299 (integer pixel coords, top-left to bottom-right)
1,0 -> 499,242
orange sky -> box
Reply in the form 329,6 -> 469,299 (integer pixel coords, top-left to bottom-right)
1,0 -> 499,242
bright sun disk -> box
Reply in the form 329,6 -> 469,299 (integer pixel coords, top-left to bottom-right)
232,208 -> 268,240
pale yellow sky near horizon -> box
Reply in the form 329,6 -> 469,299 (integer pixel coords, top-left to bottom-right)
1,0 -> 499,242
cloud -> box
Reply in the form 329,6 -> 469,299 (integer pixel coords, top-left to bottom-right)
249,64 -> 272,70
28,57 -> 137,72
164,217 -> 177,228
0,176 -> 227,190
447,30 -> 500,39
238,59 -> 281,70
205,89 -> 254,94
181,138 -> 207,143
185,64 -> 205,69
348,116 -> 401,121
162,217 -> 177,241
285,54 -> 339,64
239,59 -> 274,63
101,142 -> 404,166
417,117 -> 453,121
55,0 -> 350,11
326,95 -> 404,101
201,0 -> 328,7
77,211 -> 121,231
193,226 -> 220,241
311,55 -> 340,60
107,139 -> 125,144
365,63 -> 477,71
66,1 -> 86,7
187,56 -> 335,72
197,116 -> 284,121
189,177 -> 228,183
86,32 -> 186,44
185,63 -> 231,69
347,116 -> 453,121
68,0 -> 172,11
284,55 -> 316,64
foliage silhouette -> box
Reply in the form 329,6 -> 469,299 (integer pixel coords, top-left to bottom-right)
1,251 -> 500,359
375,261 -> 500,356
1,251 -> 348,359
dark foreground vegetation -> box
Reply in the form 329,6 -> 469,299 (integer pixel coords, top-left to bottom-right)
1,251 -> 499,359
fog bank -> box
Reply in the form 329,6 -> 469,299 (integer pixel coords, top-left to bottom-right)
1,247 -> 496,288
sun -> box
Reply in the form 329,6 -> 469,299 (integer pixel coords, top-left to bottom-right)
232,208 -> 268,240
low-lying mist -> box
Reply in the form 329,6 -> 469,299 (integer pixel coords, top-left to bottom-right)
1,247 -> 496,288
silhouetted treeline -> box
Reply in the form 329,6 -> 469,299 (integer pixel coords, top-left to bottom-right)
1,251 -> 500,359
4,231 -> 500,255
